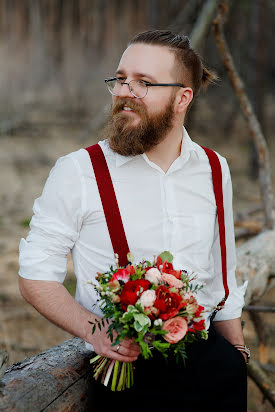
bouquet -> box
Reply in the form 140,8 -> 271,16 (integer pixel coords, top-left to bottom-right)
88,251 -> 208,391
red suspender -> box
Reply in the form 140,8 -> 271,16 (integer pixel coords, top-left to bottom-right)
85,144 -> 130,267
201,146 -> 229,318
85,143 -> 229,318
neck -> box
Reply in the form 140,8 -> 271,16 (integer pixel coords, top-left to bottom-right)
145,124 -> 184,173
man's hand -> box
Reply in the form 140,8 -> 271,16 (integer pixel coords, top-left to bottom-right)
89,322 -> 141,362
18,277 -> 141,363
213,317 -> 248,363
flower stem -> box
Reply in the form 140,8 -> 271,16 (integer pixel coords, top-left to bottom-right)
111,360 -> 120,391
93,357 -> 108,380
104,359 -> 115,388
117,361 -> 126,391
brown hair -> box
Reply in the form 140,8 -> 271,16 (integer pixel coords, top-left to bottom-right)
128,30 -> 218,98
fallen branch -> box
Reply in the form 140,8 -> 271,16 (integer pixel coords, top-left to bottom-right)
243,305 -> 275,313
249,311 -> 269,364
236,229 -> 275,303
213,2 -> 273,230
235,227 -> 261,241
247,360 -> 275,407
236,204 -> 264,221
0,351 -> 9,380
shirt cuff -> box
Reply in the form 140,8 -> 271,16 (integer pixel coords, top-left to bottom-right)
213,280 -> 248,321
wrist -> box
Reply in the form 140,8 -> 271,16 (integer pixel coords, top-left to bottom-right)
82,312 -> 101,344
233,344 -> 250,363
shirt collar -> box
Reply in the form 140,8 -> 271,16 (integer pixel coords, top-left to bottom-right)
115,126 -> 199,168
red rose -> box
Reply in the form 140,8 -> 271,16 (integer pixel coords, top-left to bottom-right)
194,305 -> 204,318
189,319 -> 205,333
156,256 -> 162,269
154,285 -> 186,320
162,261 -> 182,279
120,279 -> 151,311
126,264 -> 135,275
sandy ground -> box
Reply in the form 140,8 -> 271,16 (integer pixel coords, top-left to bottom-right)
0,108 -> 274,411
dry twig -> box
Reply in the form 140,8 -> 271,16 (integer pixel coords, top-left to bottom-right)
213,2 -> 273,230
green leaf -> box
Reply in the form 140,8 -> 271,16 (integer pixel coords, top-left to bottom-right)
92,325 -> 96,334
134,320 -> 144,332
153,340 -> 171,352
135,302 -> 145,313
133,313 -> 151,328
159,251 -> 173,263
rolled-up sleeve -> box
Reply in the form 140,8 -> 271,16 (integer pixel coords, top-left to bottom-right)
211,157 -> 247,321
19,154 -> 83,283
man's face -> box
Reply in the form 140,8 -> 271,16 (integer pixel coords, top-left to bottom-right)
104,44 -> 179,156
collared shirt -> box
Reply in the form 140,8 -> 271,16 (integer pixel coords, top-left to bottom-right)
19,127 -> 247,351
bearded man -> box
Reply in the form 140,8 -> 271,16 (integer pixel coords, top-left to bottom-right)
18,30 -> 248,411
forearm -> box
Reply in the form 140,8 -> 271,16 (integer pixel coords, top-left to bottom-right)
18,277 -> 99,345
213,317 -> 245,345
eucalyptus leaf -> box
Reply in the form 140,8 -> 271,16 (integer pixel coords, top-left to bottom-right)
159,251 -> 173,263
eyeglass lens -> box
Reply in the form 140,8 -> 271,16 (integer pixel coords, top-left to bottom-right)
107,79 -> 147,98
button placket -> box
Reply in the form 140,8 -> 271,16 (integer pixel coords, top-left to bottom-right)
163,174 -> 176,252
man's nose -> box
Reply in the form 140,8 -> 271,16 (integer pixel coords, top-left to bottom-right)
118,82 -> 134,99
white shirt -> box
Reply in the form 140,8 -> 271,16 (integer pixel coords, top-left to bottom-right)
19,127 -> 247,351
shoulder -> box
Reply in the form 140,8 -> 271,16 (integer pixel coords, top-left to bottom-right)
65,139 -> 116,178
193,142 -> 230,179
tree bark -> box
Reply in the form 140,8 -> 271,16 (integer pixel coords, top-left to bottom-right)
0,338 -> 93,411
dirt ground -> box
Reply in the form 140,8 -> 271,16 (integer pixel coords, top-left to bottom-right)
0,105 -> 274,411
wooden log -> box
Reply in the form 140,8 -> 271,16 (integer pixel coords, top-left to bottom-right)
0,338 -> 94,411
236,229 -> 275,303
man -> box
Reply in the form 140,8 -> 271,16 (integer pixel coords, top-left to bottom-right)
19,30 -> 248,411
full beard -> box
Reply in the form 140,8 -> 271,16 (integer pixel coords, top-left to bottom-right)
103,95 -> 176,156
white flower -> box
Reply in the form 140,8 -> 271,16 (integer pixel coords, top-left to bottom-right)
145,268 -> 162,285
154,319 -> 163,327
140,290 -> 156,307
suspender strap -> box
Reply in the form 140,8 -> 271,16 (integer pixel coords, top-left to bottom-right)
85,144 -> 130,267
201,146 -> 229,317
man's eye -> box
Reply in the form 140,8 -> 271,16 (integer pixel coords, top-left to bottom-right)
116,77 -> 125,82
139,80 -> 150,85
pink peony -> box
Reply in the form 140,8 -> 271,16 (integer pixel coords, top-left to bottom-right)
162,317 -> 188,344
162,273 -> 184,289
140,289 -> 156,307
145,268 -> 162,285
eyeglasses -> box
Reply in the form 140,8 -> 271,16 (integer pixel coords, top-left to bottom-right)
105,77 -> 186,99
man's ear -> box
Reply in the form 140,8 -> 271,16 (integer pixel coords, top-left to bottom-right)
175,88 -> 193,114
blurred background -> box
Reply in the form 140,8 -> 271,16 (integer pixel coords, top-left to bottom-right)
0,1 -> 274,410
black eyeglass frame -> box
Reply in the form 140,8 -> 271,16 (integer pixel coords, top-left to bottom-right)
104,77 -> 186,98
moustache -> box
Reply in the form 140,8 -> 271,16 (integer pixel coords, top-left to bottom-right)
112,98 -> 146,116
